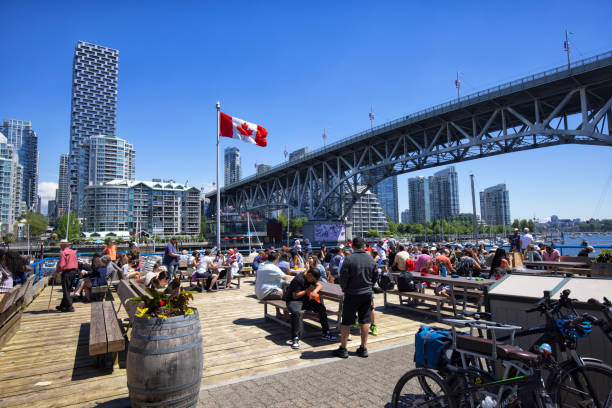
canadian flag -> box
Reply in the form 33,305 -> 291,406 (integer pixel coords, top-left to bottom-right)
220,112 -> 268,147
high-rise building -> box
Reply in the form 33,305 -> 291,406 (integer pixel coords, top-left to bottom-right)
47,199 -> 58,221
85,134 -> 135,185
348,186 -> 388,237
224,147 -> 241,186
479,184 -> 511,226
407,176 -> 431,224
1,120 -> 38,210
68,41 -> 118,215
256,164 -> 271,175
429,166 -> 459,220
368,169 -> 399,222
83,179 -> 201,236
401,209 -> 410,224
0,132 -> 23,226
56,154 -> 69,217
288,147 -> 311,161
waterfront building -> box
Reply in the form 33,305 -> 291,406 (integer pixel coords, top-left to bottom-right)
348,186 -> 388,237
288,147 -> 311,161
47,199 -> 58,222
56,154 -> 69,217
479,184 -> 511,226
368,168 -> 399,223
429,167 -> 459,220
224,147 -> 241,186
407,176 -> 431,224
84,134 -> 135,184
68,41 -> 118,215
82,179 -> 201,236
256,164 -> 271,175
401,209 -> 410,224
0,132 -> 23,226
1,120 -> 38,210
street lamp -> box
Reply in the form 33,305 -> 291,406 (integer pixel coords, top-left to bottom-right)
18,218 -> 30,258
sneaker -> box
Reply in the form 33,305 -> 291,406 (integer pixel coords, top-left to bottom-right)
55,305 -> 63,311
333,346 -> 349,359
370,324 -> 379,336
291,337 -> 300,350
321,331 -> 337,341
356,346 -> 369,358
61,307 -> 75,313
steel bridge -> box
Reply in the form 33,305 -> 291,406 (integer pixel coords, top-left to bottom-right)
207,51 -> 612,221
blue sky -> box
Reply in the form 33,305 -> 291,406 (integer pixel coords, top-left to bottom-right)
2,0 -> 612,220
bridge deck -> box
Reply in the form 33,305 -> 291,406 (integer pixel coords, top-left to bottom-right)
0,279 -> 427,407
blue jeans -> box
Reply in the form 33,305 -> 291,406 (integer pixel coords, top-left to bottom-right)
166,264 -> 178,280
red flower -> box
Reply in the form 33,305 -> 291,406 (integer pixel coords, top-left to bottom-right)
159,300 -> 166,306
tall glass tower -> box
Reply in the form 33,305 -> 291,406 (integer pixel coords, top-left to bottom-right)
429,166 -> 459,220
56,154 -> 69,217
0,132 -> 23,225
407,176 -> 431,224
85,135 -> 135,185
69,41 -> 118,215
224,147 -> 241,186
479,184 -> 511,226
368,169 -> 399,222
1,120 -> 38,210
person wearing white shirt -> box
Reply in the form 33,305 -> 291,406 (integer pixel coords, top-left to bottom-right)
254,252 -> 292,300
194,249 -> 219,291
520,228 -> 534,251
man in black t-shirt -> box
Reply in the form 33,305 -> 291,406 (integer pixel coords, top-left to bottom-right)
285,268 -> 337,349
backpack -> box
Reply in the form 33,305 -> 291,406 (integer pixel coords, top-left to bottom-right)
397,271 -> 416,292
414,326 -> 452,369
379,272 -> 396,291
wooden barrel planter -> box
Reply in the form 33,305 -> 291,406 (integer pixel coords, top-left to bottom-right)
127,310 -> 203,408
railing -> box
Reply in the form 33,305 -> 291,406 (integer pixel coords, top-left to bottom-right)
213,50 -> 612,193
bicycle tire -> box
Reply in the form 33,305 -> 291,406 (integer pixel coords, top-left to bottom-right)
548,360 -> 612,408
391,368 -> 456,408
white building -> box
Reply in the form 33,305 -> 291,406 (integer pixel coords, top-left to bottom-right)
348,187 -> 388,237
0,132 -> 23,227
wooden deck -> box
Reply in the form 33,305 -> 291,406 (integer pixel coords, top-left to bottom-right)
0,279 -> 432,407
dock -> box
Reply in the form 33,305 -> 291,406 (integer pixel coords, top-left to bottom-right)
0,278 -> 427,407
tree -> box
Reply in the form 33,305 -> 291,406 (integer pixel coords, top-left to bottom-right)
20,212 -> 48,236
56,212 -> 82,242
512,219 -> 520,229
527,220 -> 535,232
4,233 -> 15,244
366,229 -> 380,237
387,218 -> 399,235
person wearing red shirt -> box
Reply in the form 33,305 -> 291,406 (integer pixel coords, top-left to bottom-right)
52,239 -> 78,312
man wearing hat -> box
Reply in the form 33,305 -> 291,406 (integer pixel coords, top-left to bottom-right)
163,237 -> 180,280
577,246 -> 595,257
509,229 -> 521,252
52,239 -> 78,312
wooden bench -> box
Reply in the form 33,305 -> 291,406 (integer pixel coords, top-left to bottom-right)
383,289 -> 449,321
89,300 -> 125,367
116,280 -> 141,323
263,299 -> 328,337
216,270 -> 243,289
241,266 -> 253,277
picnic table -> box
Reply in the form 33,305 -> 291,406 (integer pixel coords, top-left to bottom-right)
391,272 -> 496,316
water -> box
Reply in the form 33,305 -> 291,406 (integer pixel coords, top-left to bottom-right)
555,233 -> 612,256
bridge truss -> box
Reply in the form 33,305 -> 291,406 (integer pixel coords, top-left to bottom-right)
210,52 -> 612,221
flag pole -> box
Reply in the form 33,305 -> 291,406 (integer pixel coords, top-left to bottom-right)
216,101 -> 221,252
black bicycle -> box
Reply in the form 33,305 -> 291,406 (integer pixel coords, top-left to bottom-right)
392,319 -> 557,407
497,290 -> 612,408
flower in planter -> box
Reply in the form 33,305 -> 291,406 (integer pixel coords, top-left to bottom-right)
132,278 -> 196,319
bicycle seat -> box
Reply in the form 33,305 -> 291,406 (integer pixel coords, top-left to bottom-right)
456,335 -> 539,362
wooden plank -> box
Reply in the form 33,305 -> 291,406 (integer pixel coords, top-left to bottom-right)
102,301 -> 124,353
0,285 -> 21,314
89,302 -> 107,356
117,280 -> 139,320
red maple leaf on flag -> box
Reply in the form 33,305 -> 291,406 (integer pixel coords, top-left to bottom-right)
236,121 -> 253,136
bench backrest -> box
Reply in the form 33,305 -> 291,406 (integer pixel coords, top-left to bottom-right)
559,256 -> 591,263
15,275 -> 34,302
0,285 -> 21,314
117,280 -> 140,320
129,279 -> 153,299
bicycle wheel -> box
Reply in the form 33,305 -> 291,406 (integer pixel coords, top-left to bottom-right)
392,368 -> 455,408
549,360 -> 612,408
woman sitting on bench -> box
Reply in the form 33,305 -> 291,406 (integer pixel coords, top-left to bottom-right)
118,253 -> 140,280
193,250 -> 219,292
74,255 -> 111,302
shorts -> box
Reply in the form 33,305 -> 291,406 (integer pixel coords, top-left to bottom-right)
195,271 -> 212,279
342,293 -> 373,326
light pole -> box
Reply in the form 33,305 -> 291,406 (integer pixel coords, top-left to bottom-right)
19,218 -> 30,258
